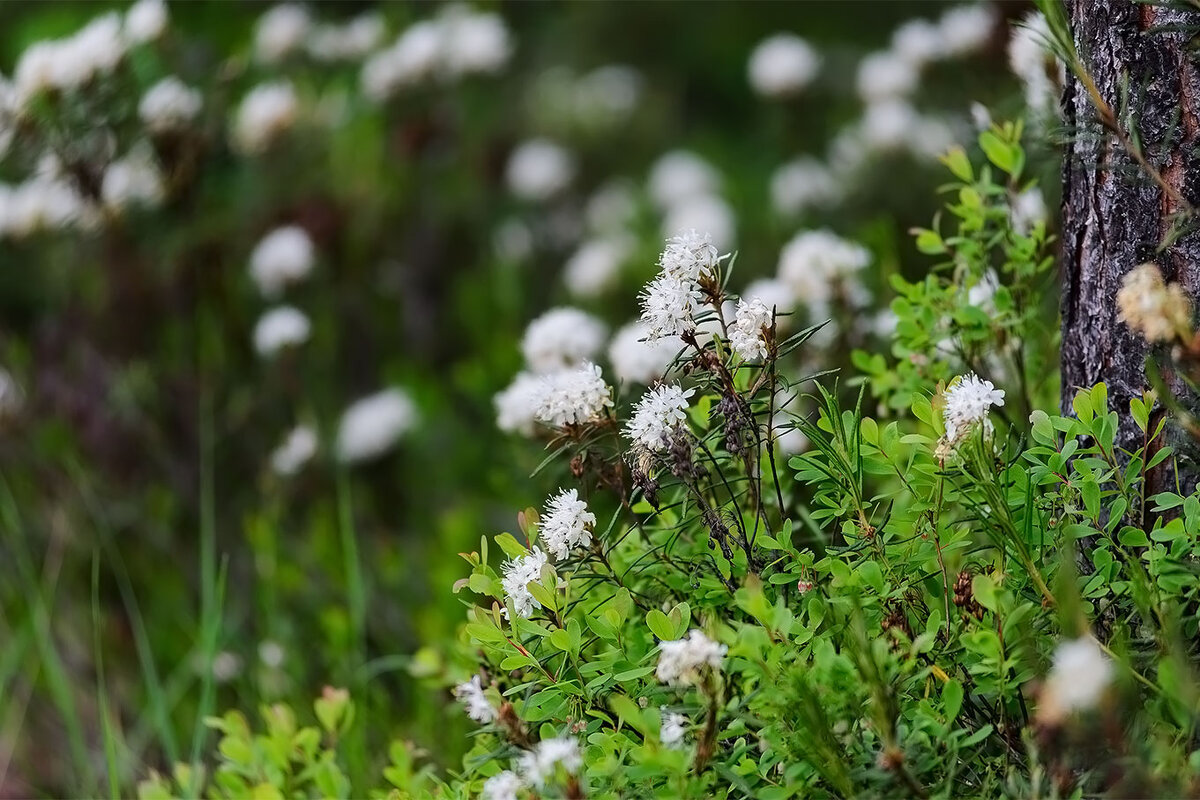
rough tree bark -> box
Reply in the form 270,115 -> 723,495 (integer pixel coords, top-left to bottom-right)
1061,2 -> 1200,481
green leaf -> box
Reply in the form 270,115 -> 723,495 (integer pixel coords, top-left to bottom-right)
493,532 -> 528,559
942,679 -> 964,721
971,574 -> 998,612
646,609 -> 675,642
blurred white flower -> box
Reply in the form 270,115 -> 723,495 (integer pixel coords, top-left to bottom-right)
501,546 -> 549,619
307,13 -> 386,62
563,236 -> 633,298
258,640 -> 286,668
661,711 -> 687,747
254,4 -> 312,63
124,0 -> 168,44
585,180 -> 638,235
1010,186 -> 1047,235
440,8 -> 512,78
0,175 -> 92,238
335,388 -> 417,463
856,51 -> 918,102
253,305 -> 311,357
101,147 -> 164,211
743,278 -> 796,319
540,488 -> 595,561
211,651 -> 243,683
574,65 -> 642,127
626,384 -> 693,454
942,373 -> 1004,443
492,218 -> 533,263
139,76 -> 202,133
534,362 -> 613,428
730,297 -> 772,361
453,675 -> 497,724
232,81 -> 299,155
656,629 -> 726,686
482,771 -> 523,800
494,372 -> 544,436
270,424 -> 317,476
361,21 -> 441,99
891,18 -> 943,67
1009,12 -> 1060,121
647,150 -> 720,211
521,307 -> 607,373
249,225 -> 315,297
0,366 -> 23,419
662,195 -> 735,253
966,269 -> 999,312
770,157 -> 840,217
938,4 -> 995,58
747,33 -> 820,98
506,139 -> 575,201
14,14 -> 127,105
774,414 -> 809,455
609,321 -> 679,385
518,736 -> 582,789
861,99 -> 919,152
1039,636 -> 1113,723
777,229 -> 870,309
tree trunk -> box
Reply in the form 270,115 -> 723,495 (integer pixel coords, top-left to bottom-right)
1060,2 -> 1200,471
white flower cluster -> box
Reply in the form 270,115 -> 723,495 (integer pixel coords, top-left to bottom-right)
942,373 -> 1005,443
254,5 -> 386,64
253,305 -> 311,358
482,770 -> 522,800
307,14 -> 387,62
254,4 -> 312,63
506,139 -> 576,202
270,424 -> 317,476
1009,12 -> 1063,125
540,489 -> 596,561
770,157 -> 841,218
453,675 -> 497,724
521,308 -> 607,373
125,0 -> 169,45
660,711 -> 687,747
625,384 -> 693,455
656,629 -> 727,686
232,81 -> 300,155
0,171 -> 96,239
1116,263 -> 1192,344
361,6 -> 511,101
638,230 -> 721,340
608,322 -> 679,386
747,33 -> 820,98
563,235 -> 634,298
1038,636 -> 1113,724
494,372 -> 545,436
249,225 -> 316,297
100,146 -> 164,212
501,546 -> 549,619
534,362 -> 614,428
0,366 -> 23,420
12,11 -> 140,108
335,388 -> 417,463
139,77 -> 203,134
517,736 -> 582,788
729,297 -> 773,361
530,64 -> 643,133
647,151 -> 735,251
1010,186 -> 1048,236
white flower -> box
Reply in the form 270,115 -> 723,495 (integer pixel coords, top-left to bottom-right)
1117,263 -> 1192,344
658,229 -> 720,283
249,225 -> 315,297
253,305 -> 311,357
270,424 -> 317,476
254,4 -> 311,63
1039,637 -> 1113,723
124,0 -> 168,44
506,139 -> 575,201
518,737 -> 582,788
585,180 -> 638,235
942,373 -> 1005,443
540,488 -> 595,561
891,19 -> 944,67
501,547 -> 549,619
661,711 -> 687,747
493,218 -> 533,263
626,384 -> 693,454
609,321 -> 679,385
937,4 -> 995,58
101,147 -> 164,211
777,229 -> 871,309
748,33 -> 820,98
1010,186 -> 1047,235
730,297 -> 772,361
361,22 -> 440,99
495,372 -> 544,436
1009,12 -> 1061,122
534,362 -> 613,428
770,157 -> 840,217
967,269 -> 1000,312
139,76 -> 202,132
0,366 -> 23,419
647,150 -> 719,211
521,307 -> 607,373
856,51 -> 918,102
662,195 -> 736,253
639,272 -> 703,341
482,770 -> 523,800
307,13 -> 386,62
656,629 -> 727,686
440,8 -> 512,78
861,99 -> 919,152
232,81 -> 299,155
210,651 -> 243,683
453,675 -> 497,724
258,640 -> 286,668
563,236 -> 633,298
743,278 -> 795,320
13,14 -> 126,105
574,65 -> 642,128
335,388 -> 417,463
0,175 -> 92,238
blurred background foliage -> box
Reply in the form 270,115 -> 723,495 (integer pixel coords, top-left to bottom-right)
0,1 -> 1048,795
